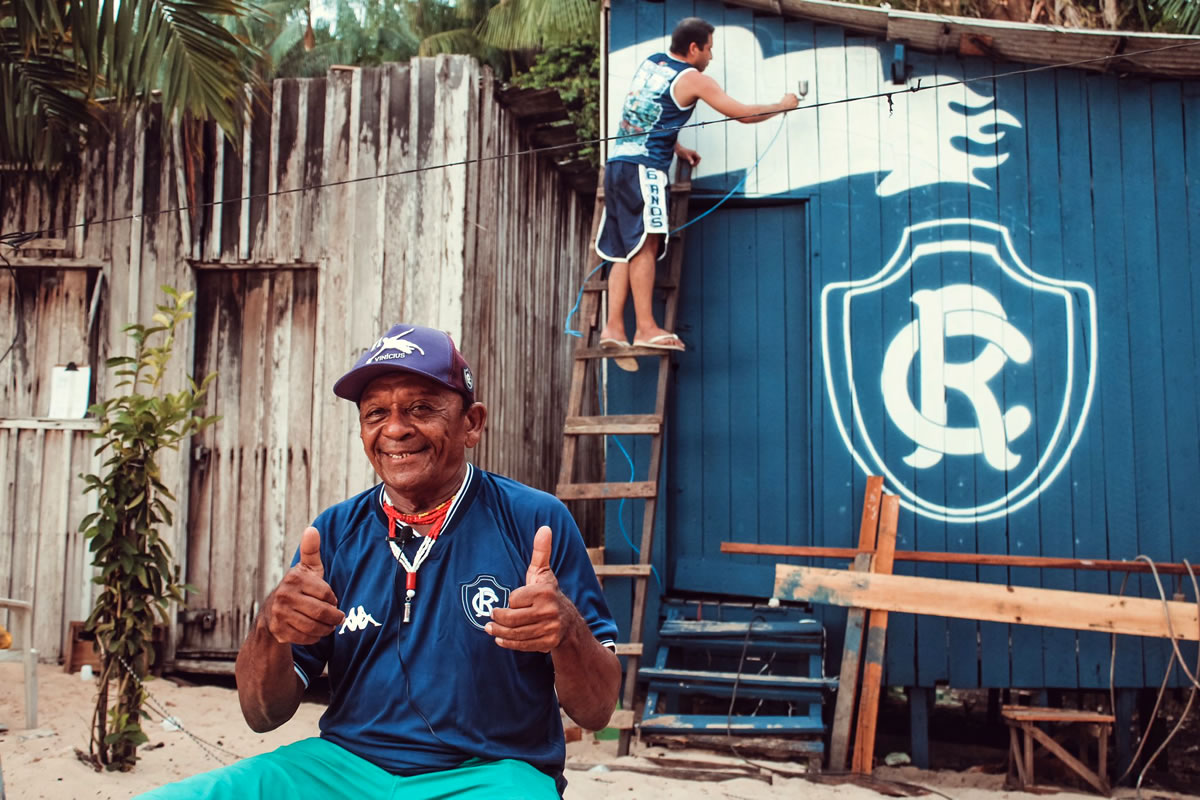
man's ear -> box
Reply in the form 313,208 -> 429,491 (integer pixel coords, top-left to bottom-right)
464,402 -> 487,448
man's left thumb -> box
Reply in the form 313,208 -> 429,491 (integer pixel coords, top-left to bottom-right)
526,526 -> 553,584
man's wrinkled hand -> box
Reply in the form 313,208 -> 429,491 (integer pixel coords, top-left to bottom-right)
486,526 -> 575,653
262,526 -> 345,645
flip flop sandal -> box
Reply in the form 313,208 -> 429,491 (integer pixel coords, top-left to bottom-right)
632,334 -> 686,352
599,338 -> 639,372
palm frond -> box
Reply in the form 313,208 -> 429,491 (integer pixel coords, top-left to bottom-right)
418,26 -> 481,56
475,0 -> 597,51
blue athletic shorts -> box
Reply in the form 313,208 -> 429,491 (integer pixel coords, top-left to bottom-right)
595,160 -> 670,263
132,737 -> 559,799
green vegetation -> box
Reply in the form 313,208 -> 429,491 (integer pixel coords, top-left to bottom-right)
79,288 -> 217,771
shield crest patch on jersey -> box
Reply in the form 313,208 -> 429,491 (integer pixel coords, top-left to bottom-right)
461,575 -> 511,630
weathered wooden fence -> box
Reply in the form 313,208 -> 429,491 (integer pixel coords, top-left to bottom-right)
0,55 -> 595,666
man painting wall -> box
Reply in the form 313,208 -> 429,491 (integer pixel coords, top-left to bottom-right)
596,16 -> 799,363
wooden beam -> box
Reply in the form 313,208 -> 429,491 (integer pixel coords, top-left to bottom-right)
829,475 -> 883,771
852,494 -> 899,774
3,257 -> 105,269
774,566 -> 1200,640
727,542 -> 1196,576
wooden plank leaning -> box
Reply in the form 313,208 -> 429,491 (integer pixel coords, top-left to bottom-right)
773,567 -> 1200,641
827,475 -> 883,772
851,493 -> 900,775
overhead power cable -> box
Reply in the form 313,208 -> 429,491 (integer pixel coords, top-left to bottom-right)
1,37 -> 1198,245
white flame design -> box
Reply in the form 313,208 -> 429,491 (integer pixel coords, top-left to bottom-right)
608,38 -> 1024,197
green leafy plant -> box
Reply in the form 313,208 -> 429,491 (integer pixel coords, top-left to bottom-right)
79,287 -> 218,771
511,40 -> 599,164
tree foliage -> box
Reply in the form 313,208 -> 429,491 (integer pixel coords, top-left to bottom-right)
850,0 -> 1200,35
0,0 -> 261,168
79,287 -> 217,772
511,39 -> 598,161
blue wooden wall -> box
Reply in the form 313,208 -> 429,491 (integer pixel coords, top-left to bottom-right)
603,0 -> 1200,689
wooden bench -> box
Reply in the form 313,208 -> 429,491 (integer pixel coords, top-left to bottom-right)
1002,705 -> 1114,795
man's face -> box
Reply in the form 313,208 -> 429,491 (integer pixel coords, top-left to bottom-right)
690,34 -> 714,72
358,373 -> 485,508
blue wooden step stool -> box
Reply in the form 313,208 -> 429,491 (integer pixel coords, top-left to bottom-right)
638,602 -> 838,752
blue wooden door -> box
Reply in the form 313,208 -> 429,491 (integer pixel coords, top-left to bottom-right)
667,203 -> 810,596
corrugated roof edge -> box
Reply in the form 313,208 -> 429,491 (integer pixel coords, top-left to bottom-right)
721,0 -> 1200,78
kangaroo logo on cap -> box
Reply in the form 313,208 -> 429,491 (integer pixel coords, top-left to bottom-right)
367,328 -> 426,364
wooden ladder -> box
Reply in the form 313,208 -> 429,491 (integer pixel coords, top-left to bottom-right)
556,162 -> 693,756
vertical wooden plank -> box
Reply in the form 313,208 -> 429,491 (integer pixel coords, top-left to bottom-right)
720,6 -> 756,196
435,56 -> 468,340
346,66 -> 383,495
33,430 -> 69,659
12,429 -> 44,635
688,0 -> 724,189
206,123 -> 226,262
1119,80 -> 1173,685
208,274 -> 243,651
1056,68 -> 1108,689
0,428 -> 13,605
183,276 -> 220,654
261,271 -> 293,591
829,475 -> 884,770
851,493 -> 899,774
1024,68 -> 1077,689
1088,72 -> 1142,686
382,63 -> 413,333
235,271 -> 270,645
322,65 -> 357,504
287,271 -> 317,567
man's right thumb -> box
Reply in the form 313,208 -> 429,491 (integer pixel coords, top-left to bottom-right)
299,526 -> 323,574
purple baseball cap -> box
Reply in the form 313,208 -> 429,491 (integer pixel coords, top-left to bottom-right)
333,323 -> 475,404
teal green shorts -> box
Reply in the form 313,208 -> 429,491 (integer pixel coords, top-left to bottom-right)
134,737 -> 558,799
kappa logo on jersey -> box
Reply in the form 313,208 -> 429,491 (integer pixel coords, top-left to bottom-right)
460,575 -> 511,630
367,328 -> 426,364
821,218 -> 1097,523
339,605 -> 382,634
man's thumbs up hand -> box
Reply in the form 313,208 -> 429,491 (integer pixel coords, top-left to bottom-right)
488,525 -> 576,653
525,525 -> 554,586
261,527 -> 345,645
299,526 -> 325,578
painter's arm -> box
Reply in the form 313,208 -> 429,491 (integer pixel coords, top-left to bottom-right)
235,527 -> 344,732
678,72 -> 798,124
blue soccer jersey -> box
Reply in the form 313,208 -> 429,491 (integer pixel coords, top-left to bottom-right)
609,53 -> 697,171
289,465 -> 618,786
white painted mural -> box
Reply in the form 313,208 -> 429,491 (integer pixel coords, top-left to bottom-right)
609,21 -> 1101,523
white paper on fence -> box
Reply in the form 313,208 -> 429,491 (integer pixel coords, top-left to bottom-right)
47,365 -> 91,418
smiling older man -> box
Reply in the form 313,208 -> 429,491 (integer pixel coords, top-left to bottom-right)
139,323 -> 620,799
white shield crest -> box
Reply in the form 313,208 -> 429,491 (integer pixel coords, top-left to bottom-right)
821,218 -> 1097,523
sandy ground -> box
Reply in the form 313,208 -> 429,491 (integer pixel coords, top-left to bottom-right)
1,662 -> 1196,800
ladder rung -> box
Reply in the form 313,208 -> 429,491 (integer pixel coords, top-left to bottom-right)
613,642 -> 643,656
564,414 -> 662,435
593,564 -> 653,577
556,481 -> 657,500
575,344 -> 679,361
583,276 -> 678,292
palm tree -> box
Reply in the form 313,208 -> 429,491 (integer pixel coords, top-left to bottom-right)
413,0 -> 598,76
0,0 -> 260,168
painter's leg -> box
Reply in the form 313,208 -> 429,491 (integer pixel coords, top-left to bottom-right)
132,738 -> 390,800
628,235 -> 681,347
598,260 -> 631,343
